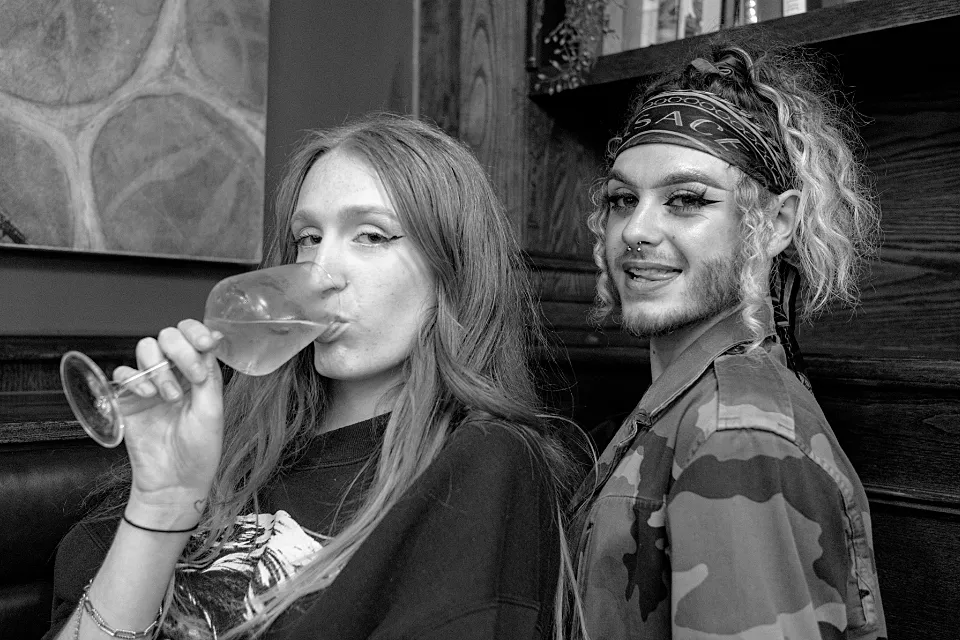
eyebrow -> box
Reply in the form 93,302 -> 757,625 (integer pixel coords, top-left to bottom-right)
607,167 -> 731,191
291,204 -> 399,227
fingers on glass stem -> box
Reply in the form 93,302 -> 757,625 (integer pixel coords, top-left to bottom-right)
114,365 -> 158,397
136,336 -> 184,401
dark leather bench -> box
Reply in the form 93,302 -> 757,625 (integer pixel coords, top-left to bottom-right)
1,336 -> 134,638
0,435 -> 122,638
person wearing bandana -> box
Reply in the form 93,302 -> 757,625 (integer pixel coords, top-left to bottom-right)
569,44 -> 887,639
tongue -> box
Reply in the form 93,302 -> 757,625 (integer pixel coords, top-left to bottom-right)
631,268 -> 678,281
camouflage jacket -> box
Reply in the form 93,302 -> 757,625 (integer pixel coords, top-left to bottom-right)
570,307 -> 886,639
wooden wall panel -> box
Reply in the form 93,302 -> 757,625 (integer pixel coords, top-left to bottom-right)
524,112 -> 605,256
868,504 -> 960,639
418,0 -> 461,136
422,0 -> 610,258
807,356 -> 960,501
880,195 -> 960,269
799,259 -> 960,359
529,258 -> 596,302
795,23 -> 960,359
456,0 -> 531,240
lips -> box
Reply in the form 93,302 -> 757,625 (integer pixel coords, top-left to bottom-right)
626,266 -> 680,281
621,258 -> 681,280
616,256 -> 682,296
315,321 -> 347,343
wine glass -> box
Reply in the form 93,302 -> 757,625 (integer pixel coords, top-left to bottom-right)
60,261 -> 340,448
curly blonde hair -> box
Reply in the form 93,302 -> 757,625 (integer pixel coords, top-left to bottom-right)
588,42 -> 880,343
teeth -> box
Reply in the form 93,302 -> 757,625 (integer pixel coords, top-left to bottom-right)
628,268 -> 675,276
627,267 -> 679,280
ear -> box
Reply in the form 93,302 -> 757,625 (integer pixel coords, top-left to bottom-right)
768,189 -> 800,257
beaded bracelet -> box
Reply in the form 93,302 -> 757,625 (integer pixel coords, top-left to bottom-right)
76,579 -> 163,639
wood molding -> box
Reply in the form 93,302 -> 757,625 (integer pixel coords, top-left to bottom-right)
524,250 -> 597,273
0,419 -> 85,444
865,484 -> 960,517
0,335 -> 139,360
0,390 -> 71,422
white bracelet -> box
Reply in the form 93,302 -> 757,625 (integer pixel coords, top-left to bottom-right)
77,579 -> 163,639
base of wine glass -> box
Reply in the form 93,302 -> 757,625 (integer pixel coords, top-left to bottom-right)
60,350 -> 125,448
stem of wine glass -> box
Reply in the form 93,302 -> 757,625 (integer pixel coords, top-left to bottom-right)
108,359 -> 194,421
111,359 -> 176,393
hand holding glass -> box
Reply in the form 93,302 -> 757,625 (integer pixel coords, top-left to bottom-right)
60,262 -> 340,448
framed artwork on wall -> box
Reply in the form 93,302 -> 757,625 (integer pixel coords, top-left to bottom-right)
0,0 -> 269,264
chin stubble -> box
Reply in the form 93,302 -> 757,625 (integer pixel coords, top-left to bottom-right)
618,252 -> 743,338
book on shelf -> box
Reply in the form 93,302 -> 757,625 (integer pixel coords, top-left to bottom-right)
721,0 -> 745,27
623,0 -> 660,49
754,0 -> 782,21
623,0 -> 657,51
643,0 -> 660,47
609,0 -> 859,53
783,0 -> 846,17
701,0 -> 723,34
679,0 -> 697,37
783,0 -> 806,15
719,0 -> 830,26
657,0 -> 680,44
679,0 -> 722,37
602,0 -> 625,54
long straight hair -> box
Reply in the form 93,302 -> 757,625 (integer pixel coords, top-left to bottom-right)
155,113 -> 584,637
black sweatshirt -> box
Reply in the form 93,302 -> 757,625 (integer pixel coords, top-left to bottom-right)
45,416 -> 561,639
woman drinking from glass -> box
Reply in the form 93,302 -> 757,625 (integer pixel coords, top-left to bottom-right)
46,113 -> 584,640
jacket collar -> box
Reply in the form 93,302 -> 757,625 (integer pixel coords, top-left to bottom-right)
607,303 -> 777,448
569,304 -> 776,516
637,305 -> 773,420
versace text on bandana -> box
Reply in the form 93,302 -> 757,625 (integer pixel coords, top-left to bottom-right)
614,90 -> 793,194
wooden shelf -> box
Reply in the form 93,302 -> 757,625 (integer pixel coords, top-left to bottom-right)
531,0 -> 960,96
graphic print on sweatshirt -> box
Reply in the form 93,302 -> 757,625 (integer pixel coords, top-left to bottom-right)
160,510 -> 336,640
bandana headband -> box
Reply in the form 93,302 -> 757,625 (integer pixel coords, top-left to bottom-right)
614,89 -> 793,194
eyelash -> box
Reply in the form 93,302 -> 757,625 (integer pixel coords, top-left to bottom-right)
605,192 -> 638,211
359,232 -> 403,245
604,189 -> 719,214
291,233 -> 321,249
290,231 -> 403,249
664,190 -> 719,213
